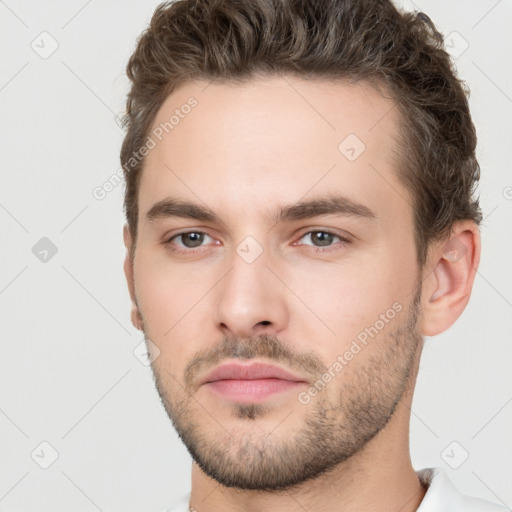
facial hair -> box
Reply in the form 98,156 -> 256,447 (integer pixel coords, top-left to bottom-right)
143,287 -> 423,491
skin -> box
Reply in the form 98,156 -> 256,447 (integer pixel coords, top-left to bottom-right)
123,76 -> 480,512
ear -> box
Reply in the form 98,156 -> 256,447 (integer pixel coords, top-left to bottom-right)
123,224 -> 142,331
421,220 -> 481,336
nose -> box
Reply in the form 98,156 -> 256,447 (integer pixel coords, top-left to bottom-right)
214,249 -> 289,340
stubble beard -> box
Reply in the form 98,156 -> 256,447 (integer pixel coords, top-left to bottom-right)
145,287 -> 423,491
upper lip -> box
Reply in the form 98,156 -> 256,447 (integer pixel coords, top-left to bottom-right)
200,361 -> 306,385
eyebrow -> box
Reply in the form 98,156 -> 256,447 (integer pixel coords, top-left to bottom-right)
145,195 -> 376,225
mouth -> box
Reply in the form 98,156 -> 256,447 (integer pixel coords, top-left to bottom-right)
200,361 -> 307,403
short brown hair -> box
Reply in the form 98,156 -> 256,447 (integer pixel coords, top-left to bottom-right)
120,0 -> 482,265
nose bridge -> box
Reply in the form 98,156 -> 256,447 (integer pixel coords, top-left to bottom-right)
214,235 -> 288,337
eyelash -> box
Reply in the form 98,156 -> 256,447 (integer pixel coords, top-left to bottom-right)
163,229 -> 350,255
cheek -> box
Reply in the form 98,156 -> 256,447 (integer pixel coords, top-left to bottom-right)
135,245 -> 208,314
133,250 -> 216,361
285,254 -> 414,355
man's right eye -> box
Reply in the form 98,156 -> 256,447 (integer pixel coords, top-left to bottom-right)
165,231 -> 215,251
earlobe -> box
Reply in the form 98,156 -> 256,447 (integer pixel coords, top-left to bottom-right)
131,306 -> 143,331
421,221 -> 481,336
123,224 -> 142,331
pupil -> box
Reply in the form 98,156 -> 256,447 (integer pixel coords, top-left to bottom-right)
313,232 -> 332,246
184,232 -> 204,247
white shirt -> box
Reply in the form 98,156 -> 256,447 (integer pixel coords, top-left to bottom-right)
163,467 -> 510,512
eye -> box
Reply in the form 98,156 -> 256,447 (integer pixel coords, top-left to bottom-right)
165,231 -> 215,252
164,229 -> 349,255
296,230 -> 349,252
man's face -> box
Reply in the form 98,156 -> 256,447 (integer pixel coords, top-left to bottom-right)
125,77 -> 424,489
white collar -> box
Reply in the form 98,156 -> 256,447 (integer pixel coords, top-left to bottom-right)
416,467 -> 508,512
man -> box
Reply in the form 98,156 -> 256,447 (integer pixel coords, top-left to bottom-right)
120,0 -> 507,510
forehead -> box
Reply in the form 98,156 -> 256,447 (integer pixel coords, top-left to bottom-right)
139,75 -> 411,228
148,76 -> 400,155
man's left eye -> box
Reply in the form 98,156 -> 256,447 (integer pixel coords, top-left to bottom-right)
297,230 -> 349,250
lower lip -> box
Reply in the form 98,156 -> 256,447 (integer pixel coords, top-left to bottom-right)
204,378 -> 304,403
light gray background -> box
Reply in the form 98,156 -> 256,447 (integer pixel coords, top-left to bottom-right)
1,1 -> 511,511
